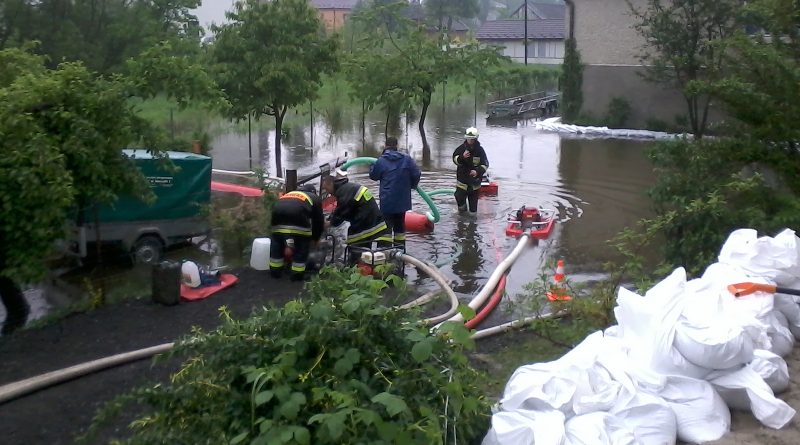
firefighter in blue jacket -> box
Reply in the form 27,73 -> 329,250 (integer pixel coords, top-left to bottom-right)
322,170 -> 391,262
269,184 -> 325,281
369,136 -> 421,250
452,127 -> 489,213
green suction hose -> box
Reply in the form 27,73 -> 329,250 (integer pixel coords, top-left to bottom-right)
340,157 -> 443,223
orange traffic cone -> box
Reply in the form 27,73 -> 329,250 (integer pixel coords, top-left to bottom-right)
546,259 -> 572,302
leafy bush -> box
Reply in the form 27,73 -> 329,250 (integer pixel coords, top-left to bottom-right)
605,97 -> 631,128
507,262 -> 615,349
88,267 -> 490,444
209,183 -> 279,264
643,137 -> 800,274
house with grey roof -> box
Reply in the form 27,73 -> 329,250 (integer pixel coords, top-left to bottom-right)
476,18 -> 565,64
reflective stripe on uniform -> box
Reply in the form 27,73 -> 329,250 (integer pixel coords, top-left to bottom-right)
393,233 -> 406,242
354,186 -> 373,202
347,222 -> 389,243
280,191 -> 313,205
456,180 -> 480,191
291,262 -> 306,273
273,225 -> 312,237
269,259 -> 284,268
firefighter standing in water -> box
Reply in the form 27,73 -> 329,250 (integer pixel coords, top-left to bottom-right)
452,127 -> 489,213
269,184 -> 325,281
322,169 -> 392,263
369,136 -> 421,251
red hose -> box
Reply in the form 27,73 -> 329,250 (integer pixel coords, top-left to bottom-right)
465,273 -> 508,329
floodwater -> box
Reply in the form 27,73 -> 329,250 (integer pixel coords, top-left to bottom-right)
4,102 -> 659,328
206,102 -> 658,317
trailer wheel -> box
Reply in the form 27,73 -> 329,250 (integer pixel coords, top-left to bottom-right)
132,235 -> 164,265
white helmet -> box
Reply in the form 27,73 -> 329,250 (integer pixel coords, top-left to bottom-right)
333,168 -> 349,184
465,127 -> 479,139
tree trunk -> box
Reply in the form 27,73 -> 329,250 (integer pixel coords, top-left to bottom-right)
419,89 -> 431,140
385,107 -> 390,138
274,106 -> 285,177
361,100 -> 366,148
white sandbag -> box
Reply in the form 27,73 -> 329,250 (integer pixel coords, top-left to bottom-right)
614,270 -> 712,379
610,391 -> 677,445
564,412 -> 637,445
499,363 -> 578,414
554,330 -> 610,369
572,363 -> 625,416
673,317 -> 754,370
749,349 -> 790,394
481,409 -> 566,445
710,366 -> 795,429
773,293 -> 800,325
764,311 -> 795,357
717,228 -> 800,285
773,292 -> 800,339
649,374 -> 730,444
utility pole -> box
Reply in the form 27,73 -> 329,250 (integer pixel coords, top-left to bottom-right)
524,0 -> 528,65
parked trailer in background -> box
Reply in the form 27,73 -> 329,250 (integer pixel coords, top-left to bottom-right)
486,91 -> 560,120
75,149 -> 212,264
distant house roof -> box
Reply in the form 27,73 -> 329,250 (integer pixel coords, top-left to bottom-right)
510,2 -> 566,20
310,0 -> 358,10
476,19 -> 565,40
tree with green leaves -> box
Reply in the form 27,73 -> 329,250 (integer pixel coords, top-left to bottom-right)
347,2 -> 503,144
559,38 -> 583,122
209,0 -> 339,177
0,0 -> 203,73
424,0 -> 480,33
628,0 -> 740,138
626,0 -> 800,274
0,44 -> 220,332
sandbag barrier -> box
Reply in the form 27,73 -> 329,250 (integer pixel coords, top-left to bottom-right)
484,228 -> 800,445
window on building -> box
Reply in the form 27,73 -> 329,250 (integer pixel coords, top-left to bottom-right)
537,41 -> 546,58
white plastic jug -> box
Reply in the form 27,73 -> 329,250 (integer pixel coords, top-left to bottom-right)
250,237 -> 271,270
181,261 -> 201,288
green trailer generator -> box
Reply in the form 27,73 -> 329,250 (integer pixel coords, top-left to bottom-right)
76,149 -> 212,264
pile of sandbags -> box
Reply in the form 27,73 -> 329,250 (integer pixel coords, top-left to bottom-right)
483,228 -> 799,445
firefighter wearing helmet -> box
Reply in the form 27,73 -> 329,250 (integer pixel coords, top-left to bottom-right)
322,168 -> 392,264
452,127 -> 489,213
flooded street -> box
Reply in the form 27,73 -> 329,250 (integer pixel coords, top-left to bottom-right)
206,102 -> 658,312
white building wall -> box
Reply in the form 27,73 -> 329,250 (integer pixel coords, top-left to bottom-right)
483,39 -> 564,64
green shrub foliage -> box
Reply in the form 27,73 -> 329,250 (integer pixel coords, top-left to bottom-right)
560,38 -> 583,122
90,267 -> 490,444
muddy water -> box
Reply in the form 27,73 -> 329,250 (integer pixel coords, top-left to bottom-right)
206,104 -> 658,319
4,103 -> 658,328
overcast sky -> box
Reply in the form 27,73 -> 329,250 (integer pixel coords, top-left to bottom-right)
192,1 -> 236,29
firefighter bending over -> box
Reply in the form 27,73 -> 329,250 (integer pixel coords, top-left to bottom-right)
322,170 -> 392,263
269,183 -> 325,281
